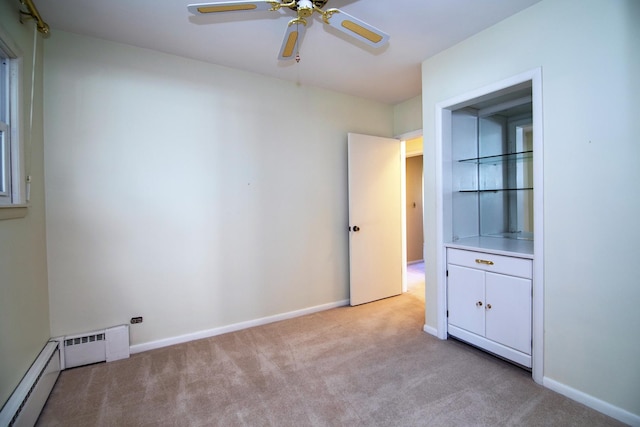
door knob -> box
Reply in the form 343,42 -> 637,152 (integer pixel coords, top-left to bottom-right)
352,226 -> 360,232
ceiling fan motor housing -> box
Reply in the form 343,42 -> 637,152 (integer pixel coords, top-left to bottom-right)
286,0 -> 329,10
296,0 -> 314,18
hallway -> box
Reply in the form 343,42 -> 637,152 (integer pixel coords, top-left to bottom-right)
406,261 -> 425,300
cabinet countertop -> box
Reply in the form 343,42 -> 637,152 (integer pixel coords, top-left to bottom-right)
445,236 -> 534,259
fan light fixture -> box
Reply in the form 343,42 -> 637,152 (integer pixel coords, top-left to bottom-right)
187,0 -> 390,60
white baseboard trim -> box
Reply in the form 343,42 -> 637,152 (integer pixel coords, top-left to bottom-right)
423,324 -> 439,337
130,299 -> 350,355
543,377 -> 640,426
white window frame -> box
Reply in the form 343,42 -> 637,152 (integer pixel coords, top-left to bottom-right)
0,24 -> 26,214
0,118 -> 10,200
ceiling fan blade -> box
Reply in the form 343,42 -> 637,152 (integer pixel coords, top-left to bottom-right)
323,9 -> 389,47
187,0 -> 277,15
278,18 -> 307,60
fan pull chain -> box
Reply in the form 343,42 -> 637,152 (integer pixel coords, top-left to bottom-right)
295,19 -> 301,86
295,20 -> 301,63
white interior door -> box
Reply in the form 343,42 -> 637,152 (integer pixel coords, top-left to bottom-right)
348,133 -> 403,305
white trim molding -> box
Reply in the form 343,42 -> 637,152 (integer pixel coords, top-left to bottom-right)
395,129 -> 423,141
423,324 -> 438,337
543,377 -> 640,426
130,299 -> 350,354
0,204 -> 28,220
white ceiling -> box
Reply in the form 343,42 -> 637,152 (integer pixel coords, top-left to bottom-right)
35,0 -> 541,105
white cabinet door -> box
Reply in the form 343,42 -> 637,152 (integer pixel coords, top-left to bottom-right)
485,272 -> 532,355
447,264 -> 485,336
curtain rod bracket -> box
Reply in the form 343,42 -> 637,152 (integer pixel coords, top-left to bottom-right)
19,0 -> 50,35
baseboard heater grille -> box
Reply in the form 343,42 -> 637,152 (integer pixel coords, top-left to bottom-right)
57,324 -> 130,370
0,325 -> 130,427
0,341 -> 60,427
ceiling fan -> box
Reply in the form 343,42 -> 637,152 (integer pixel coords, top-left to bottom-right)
187,0 -> 390,61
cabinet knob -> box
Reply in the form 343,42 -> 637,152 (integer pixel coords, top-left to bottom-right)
486,304 -> 492,310
476,301 -> 483,307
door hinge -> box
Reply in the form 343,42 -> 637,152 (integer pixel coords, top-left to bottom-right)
446,310 -> 449,318
446,270 -> 449,277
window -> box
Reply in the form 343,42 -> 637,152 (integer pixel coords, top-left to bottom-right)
0,55 -> 11,204
0,28 -> 24,210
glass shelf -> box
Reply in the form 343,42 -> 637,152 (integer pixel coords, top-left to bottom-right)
449,102 -> 534,246
485,231 -> 534,241
459,187 -> 533,193
458,150 -> 533,164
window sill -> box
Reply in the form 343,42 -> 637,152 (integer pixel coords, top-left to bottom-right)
0,204 -> 28,220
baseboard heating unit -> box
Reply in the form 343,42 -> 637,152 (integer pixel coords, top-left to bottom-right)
0,324 -> 130,427
57,324 -> 130,370
0,341 -> 60,427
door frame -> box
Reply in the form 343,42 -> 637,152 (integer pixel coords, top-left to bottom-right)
434,68 -> 544,383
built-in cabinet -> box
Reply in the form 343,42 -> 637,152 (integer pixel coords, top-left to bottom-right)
443,82 -> 535,368
447,248 -> 532,367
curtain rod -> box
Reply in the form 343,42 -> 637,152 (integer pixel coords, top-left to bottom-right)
20,0 -> 49,35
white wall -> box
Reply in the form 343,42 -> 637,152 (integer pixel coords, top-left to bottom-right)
394,95 -> 422,136
422,0 -> 639,419
0,0 -> 50,407
43,31 -> 394,348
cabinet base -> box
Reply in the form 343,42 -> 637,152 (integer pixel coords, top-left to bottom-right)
448,324 -> 532,368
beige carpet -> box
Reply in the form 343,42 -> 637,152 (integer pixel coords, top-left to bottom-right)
37,265 -> 623,426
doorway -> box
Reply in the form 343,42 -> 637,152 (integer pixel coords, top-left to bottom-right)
401,134 -> 424,296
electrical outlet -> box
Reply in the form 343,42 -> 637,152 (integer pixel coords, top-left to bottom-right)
130,316 -> 143,324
